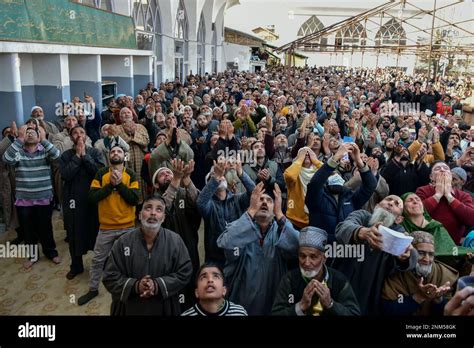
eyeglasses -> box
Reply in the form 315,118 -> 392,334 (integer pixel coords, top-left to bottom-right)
417,250 -> 435,258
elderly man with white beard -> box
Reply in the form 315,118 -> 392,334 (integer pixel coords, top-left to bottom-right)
334,195 -> 418,315
102,195 -> 192,315
272,226 -> 360,316
381,231 -> 458,316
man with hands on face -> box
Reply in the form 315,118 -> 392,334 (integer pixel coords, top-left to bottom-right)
149,114 -> 194,176
272,226 -> 360,316
416,161 -> 474,245
206,119 -> 240,168
306,142 -> 377,242
284,146 -> 322,229
217,181 -> 299,315
102,195 -> 192,315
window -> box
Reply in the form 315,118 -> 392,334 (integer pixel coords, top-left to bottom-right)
145,6 -> 154,32
335,23 -> 367,50
132,1 -> 161,54
98,0 -> 113,11
132,0 -> 162,83
212,25 -> 217,74
133,0 -> 145,31
174,0 -> 188,81
297,16 -> 324,37
197,13 -> 206,76
375,19 -> 406,46
175,1 -> 188,40
297,15 -> 327,51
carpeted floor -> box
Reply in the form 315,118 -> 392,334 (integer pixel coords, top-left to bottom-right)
0,211 -> 205,315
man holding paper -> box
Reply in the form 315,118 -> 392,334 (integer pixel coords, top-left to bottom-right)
335,195 -> 418,315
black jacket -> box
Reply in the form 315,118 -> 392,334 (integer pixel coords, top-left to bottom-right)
380,158 -> 430,196
272,266 -> 361,316
420,91 -> 441,112
306,160 -> 377,242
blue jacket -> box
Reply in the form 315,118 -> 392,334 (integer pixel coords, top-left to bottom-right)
197,172 -> 255,264
217,212 -> 299,315
306,159 -> 377,242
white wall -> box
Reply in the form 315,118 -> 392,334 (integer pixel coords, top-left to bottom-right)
101,55 -> 134,78
133,56 -> 152,75
0,54 -> 21,92
18,54 -> 35,86
69,55 -> 102,81
113,0 -> 131,16
223,42 -> 251,71
32,54 -> 69,86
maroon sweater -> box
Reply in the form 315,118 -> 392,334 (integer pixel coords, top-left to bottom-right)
415,184 -> 474,244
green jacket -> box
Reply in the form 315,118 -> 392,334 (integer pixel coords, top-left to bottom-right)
233,117 -> 256,137
402,214 -> 473,265
149,141 -> 194,178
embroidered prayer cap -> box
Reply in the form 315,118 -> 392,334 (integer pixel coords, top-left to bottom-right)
299,226 -> 328,252
411,231 -> 434,246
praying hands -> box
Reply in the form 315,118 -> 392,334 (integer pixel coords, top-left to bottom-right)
433,172 -> 454,203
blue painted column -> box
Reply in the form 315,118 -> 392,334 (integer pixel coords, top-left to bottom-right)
101,55 -> 134,97
69,55 -> 102,113
0,53 -> 24,129
32,54 -> 71,121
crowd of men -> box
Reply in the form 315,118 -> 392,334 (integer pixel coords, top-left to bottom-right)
1,65 -> 474,316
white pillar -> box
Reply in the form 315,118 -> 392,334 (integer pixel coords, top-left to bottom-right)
0,53 -> 23,128
31,54 -> 70,120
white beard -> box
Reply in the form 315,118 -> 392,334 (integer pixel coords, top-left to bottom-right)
300,266 -> 321,279
217,180 -> 228,191
141,219 -> 162,231
369,207 -> 396,227
415,263 -> 433,278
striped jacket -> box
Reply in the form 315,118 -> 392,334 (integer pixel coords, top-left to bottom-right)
181,300 -> 247,316
2,139 -> 60,201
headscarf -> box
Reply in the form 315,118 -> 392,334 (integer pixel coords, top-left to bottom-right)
400,192 -> 473,259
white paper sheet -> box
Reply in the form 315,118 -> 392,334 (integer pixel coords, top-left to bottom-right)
378,225 -> 413,256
